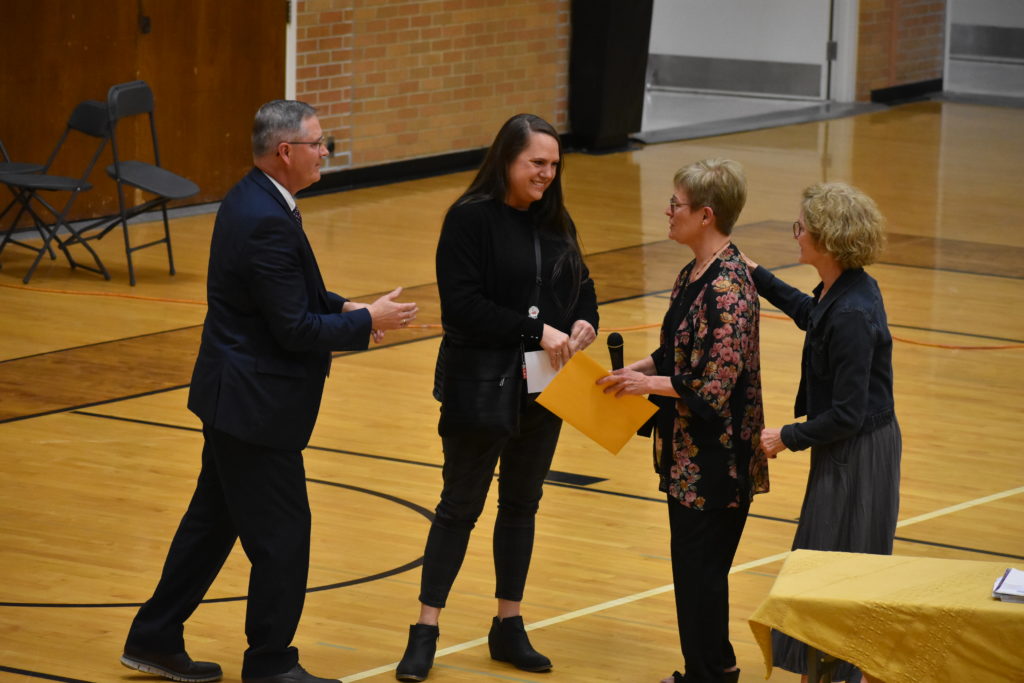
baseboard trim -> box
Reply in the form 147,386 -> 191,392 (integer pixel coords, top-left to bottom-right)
870,78 -> 943,104
299,147 -> 488,198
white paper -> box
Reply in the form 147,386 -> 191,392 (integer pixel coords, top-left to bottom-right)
525,350 -> 559,394
993,567 -> 1024,602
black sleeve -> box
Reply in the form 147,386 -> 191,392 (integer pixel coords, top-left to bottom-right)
780,309 -> 875,450
572,252 -> 599,333
247,216 -> 371,353
326,291 -> 347,314
752,266 -> 815,331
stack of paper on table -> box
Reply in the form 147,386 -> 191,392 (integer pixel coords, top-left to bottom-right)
993,567 -> 1024,603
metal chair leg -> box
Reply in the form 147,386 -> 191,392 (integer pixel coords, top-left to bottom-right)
160,204 -> 175,277
807,646 -> 839,683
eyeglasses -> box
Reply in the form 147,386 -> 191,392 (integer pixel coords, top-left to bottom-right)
668,196 -> 690,214
284,136 -> 327,149
792,221 -> 806,238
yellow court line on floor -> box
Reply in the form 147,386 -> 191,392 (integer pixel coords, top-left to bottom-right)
341,484 -> 1024,681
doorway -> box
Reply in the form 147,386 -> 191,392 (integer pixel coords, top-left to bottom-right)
638,0 -> 865,143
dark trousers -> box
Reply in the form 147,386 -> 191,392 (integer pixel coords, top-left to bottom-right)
125,426 -> 311,678
667,496 -> 750,683
419,400 -> 562,608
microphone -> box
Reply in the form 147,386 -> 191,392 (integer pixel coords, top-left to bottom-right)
607,332 -> 624,371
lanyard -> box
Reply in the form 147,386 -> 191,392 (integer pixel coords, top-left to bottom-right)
528,230 -> 541,319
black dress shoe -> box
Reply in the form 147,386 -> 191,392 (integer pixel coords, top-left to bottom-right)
487,616 -> 551,672
665,669 -> 739,683
242,663 -> 338,682
120,648 -> 222,682
395,623 -> 440,681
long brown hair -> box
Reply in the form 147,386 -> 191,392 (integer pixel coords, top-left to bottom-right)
456,113 -> 586,309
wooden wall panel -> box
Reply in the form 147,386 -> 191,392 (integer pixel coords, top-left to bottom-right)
135,0 -> 286,203
0,1 -> 138,219
0,0 -> 285,222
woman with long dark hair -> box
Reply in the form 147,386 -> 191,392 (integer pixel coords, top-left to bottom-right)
395,113 -> 599,681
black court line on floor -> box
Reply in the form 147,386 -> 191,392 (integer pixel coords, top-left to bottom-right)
0,664 -> 93,683
4,225 -> 1020,365
0,333 -> 440,426
875,259 -> 1023,282
0,478 -> 432,609
755,262 -> 1024,344
0,324 -> 203,365
56,410 -> 1024,564
599,290 -> 1024,345
6,263 -> 1018,427
70,409 -> 604,487
0,385 -> 192,425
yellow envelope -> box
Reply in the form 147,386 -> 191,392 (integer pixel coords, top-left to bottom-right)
536,351 -> 658,454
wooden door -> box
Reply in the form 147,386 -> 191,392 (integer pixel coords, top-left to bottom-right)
133,0 -> 286,204
0,0 -> 285,221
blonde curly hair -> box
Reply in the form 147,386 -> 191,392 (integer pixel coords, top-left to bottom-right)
802,182 -> 886,269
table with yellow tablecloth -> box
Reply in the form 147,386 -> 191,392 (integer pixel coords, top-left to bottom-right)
748,549 -> 1024,682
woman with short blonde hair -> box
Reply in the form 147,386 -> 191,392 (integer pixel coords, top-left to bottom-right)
601,158 -> 767,683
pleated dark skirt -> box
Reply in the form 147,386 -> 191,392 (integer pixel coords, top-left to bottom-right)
772,418 -> 902,682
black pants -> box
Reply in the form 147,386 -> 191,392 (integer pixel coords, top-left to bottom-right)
419,400 -> 562,608
125,426 -> 311,678
667,496 -> 750,683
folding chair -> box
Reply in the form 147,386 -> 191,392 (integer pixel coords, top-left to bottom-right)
0,102 -> 112,284
0,138 -> 44,184
0,139 -> 46,267
100,80 -> 199,286
1,137 -> 46,234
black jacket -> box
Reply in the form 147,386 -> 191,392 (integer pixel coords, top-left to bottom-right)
187,168 -> 372,451
435,198 -> 598,348
752,266 -> 895,451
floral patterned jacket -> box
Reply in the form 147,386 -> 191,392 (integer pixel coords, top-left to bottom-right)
651,244 -> 769,510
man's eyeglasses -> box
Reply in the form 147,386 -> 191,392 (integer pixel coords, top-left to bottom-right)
285,136 -> 327,150
792,221 -> 805,238
668,196 -> 690,214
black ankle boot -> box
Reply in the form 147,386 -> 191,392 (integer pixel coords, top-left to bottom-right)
396,623 -> 439,681
723,668 -> 740,683
487,616 -> 551,672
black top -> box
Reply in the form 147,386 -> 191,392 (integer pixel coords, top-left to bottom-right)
436,198 -> 599,349
752,265 -> 895,451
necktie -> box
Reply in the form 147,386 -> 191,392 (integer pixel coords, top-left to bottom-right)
292,206 -> 303,229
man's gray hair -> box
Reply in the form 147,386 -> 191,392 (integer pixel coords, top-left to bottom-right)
252,100 -> 317,157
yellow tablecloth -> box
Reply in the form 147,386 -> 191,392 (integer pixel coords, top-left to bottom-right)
748,550 -> 1024,682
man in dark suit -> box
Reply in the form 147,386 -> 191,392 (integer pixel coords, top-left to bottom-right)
120,100 -> 418,683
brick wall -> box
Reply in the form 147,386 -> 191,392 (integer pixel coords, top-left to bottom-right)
857,0 -> 947,101
295,0 -> 570,172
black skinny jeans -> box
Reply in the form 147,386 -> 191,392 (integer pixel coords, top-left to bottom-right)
419,399 -> 562,608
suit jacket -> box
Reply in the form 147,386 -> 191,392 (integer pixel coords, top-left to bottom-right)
188,168 -> 372,451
